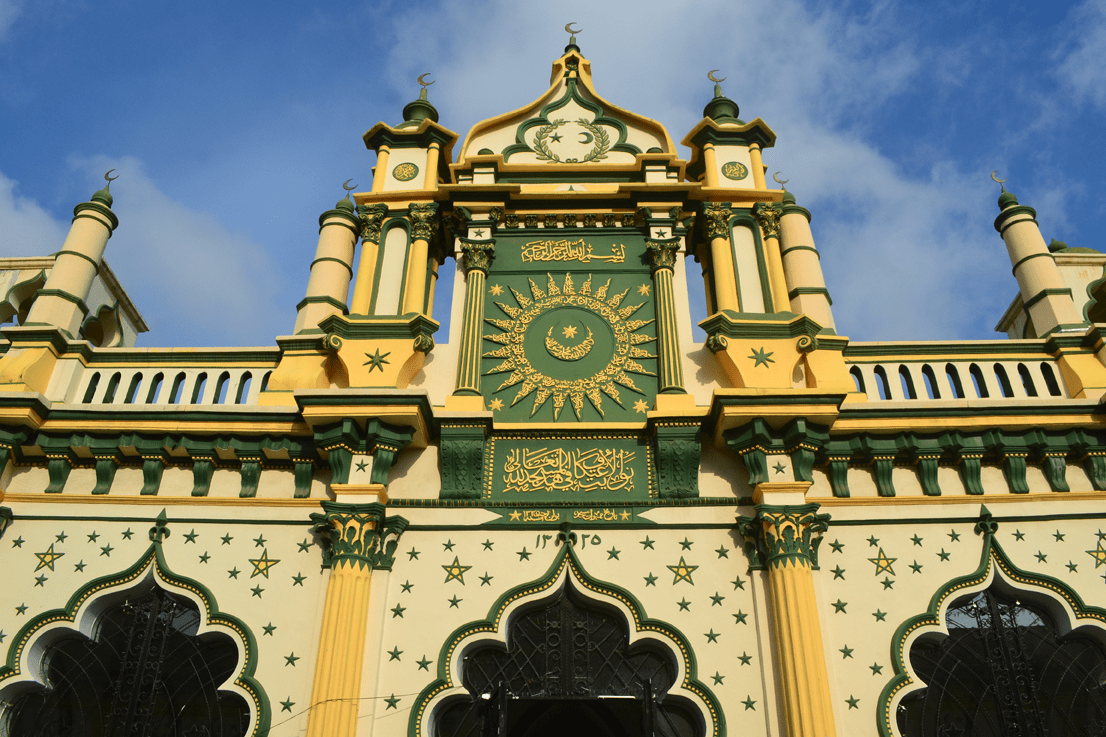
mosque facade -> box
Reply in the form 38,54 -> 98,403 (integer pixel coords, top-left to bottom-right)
1,37 -> 1106,737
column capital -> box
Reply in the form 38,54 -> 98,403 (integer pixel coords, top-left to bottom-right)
309,501 -> 409,571
702,201 -> 733,239
736,503 -> 830,571
356,203 -> 389,244
459,238 -> 496,274
645,238 -> 680,273
408,202 -> 440,242
752,202 -> 782,239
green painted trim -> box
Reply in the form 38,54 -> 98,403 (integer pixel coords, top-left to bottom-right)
80,301 -> 124,348
316,312 -> 438,341
35,288 -> 89,317
409,544 -> 723,737
1010,250 -> 1056,275
1023,287 -> 1073,311
310,256 -> 354,277
727,213 -> 775,312
842,340 -> 1055,358
317,208 -> 361,235
72,200 -> 119,231
370,219 -> 412,315
0,538 -> 270,737
994,204 -> 1038,234
788,286 -> 833,305
780,244 -> 820,259
54,249 -> 100,274
295,295 -> 348,313
781,204 -> 812,221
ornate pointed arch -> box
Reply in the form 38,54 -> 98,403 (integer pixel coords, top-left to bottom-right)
410,543 -> 723,737
877,508 -> 1106,737
0,524 -> 269,737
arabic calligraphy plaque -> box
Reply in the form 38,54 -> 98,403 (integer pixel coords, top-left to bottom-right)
485,435 -> 654,500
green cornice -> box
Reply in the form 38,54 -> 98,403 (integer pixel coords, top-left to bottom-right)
72,200 -> 119,231
316,312 -> 439,341
781,204 -> 811,221
318,207 -> 361,233
994,204 -> 1038,234
682,117 -> 776,150
363,118 -> 458,153
842,340 -> 1055,358
293,390 -> 438,439
698,310 -> 826,341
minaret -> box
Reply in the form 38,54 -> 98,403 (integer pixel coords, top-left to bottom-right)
293,183 -> 361,334
778,185 -> 836,332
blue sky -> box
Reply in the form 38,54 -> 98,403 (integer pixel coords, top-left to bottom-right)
0,0 -> 1103,347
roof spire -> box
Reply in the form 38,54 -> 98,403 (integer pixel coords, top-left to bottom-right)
92,169 -> 119,206
703,70 -> 741,123
399,74 -> 439,128
336,179 -> 357,211
992,170 -> 1018,209
564,22 -> 581,53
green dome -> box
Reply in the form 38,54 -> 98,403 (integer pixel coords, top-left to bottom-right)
782,189 -> 796,205
91,185 -> 113,207
399,88 -> 438,129
998,191 -> 1018,209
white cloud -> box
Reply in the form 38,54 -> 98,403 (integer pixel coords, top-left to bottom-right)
0,0 -> 23,41
0,169 -> 67,256
1056,0 -> 1106,109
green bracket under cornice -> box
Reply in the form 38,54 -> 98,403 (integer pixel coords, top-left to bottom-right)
314,417 -> 415,485
191,457 -> 215,497
652,421 -> 702,498
724,418 -> 831,485
440,422 -> 490,500
699,310 -> 842,342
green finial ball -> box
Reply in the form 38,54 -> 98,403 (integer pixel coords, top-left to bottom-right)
998,190 -> 1018,209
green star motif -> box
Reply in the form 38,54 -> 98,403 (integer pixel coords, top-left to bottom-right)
251,585 -> 264,598
228,567 -> 240,579
253,535 -> 266,547
867,536 -> 880,547
869,548 -> 897,575
480,573 -> 493,586
829,540 -> 844,553
355,460 -> 368,472
263,623 -> 277,635
832,600 -> 847,613
183,529 -> 199,543
677,598 -> 691,611
948,530 -> 961,542
284,652 -> 299,667
1055,530 -> 1066,542
549,132 -> 563,143
448,595 -> 462,608
1067,561 -> 1079,572
667,557 -> 698,585
385,694 -> 400,710
644,573 -> 658,586
0,632 -> 4,644
87,531 -> 99,543
363,349 -> 391,372
401,580 -> 414,593
74,560 -> 86,572
482,539 -> 494,551
292,573 -> 306,586
417,656 -> 432,671
911,535 -> 923,546
517,547 -> 531,561
937,549 -> 950,561
442,556 -> 471,584
733,611 -> 748,624
281,698 -> 294,713
198,552 -> 210,563
840,645 -> 853,659
34,543 -> 65,571
1087,542 -> 1106,568
392,604 -> 406,618
34,575 -> 47,587
121,529 -> 133,540
100,544 -> 114,557
1036,551 -> 1048,563
773,462 -> 787,474
56,531 -> 67,543
250,549 -> 281,579
408,548 -> 420,561
846,696 -> 860,710
715,546 -> 728,558
1015,530 -> 1027,542
742,697 -> 756,711
297,539 -> 312,552
641,537 -> 655,550
738,652 -> 752,665
881,577 -> 895,590
1098,529 -> 1106,541
704,629 -> 720,643
749,347 -> 774,367
607,547 -> 620,560
222,534 -> 234,545
679,538 -> 693,550
443,539 -> 455,551
15,604 -> 27,615
732,576 -> 746,590
388,647 -> 403,661
909,560 -> 923,574
11,536 -> 23,548
870,662 -> 884,675
711,672 -> 725,685
710,592 -> 724,606
832,566 -> 846,580
873,609 -> 887,621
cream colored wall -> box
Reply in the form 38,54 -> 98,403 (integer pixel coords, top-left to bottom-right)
374,226 -> 410,315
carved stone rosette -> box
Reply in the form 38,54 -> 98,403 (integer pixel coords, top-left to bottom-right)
702,202 -> 733,240
459,238 -> 496,275
736,503 -> 830,570
752,202 -> 782,240
357,203 -> 389,244
408,202 -> 440,242
309,501 -> 410,570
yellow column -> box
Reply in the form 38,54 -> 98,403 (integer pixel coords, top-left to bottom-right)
702,202 -> 739,313
294,199 -> 360,333
702,143 -> 720,188
372,146 -> 391,192
306,501 -> 408,737
646,238 -> 686,394
401,202 -> 438,315
350,204 -> 389,315
425,142 -> 441,192
749,143 -> 767,190
753,203 -> 791,313
737,489 -> 837,737
452,238 -> 495,399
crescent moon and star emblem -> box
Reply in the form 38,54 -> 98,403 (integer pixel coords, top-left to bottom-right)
545,324 -> 594,361
565,22 -> 582,34
417,73 -> 434,87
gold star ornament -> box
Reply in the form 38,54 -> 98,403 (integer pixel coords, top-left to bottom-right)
442,556 -> 472,584
250,549 -> 281,579
668,557 -> 698,585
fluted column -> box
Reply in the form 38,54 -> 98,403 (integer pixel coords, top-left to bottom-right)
702,202 -> 739,313
995,190 -> 1083,336
646,238 -> 686,394
737,496 -> 836,737
752,202 -> 791,313
780,194 -> 836,331
26,178 -> 119,337
294,199 -> 361,333
401,202 -> 438,315
306,502 -> 408,737
349,204 -> 388,315
453,238 -> 495,396
748,143 -> 767,190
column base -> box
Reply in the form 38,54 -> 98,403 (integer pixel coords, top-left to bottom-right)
652,393 -> 698,414
445,394 -> 486,411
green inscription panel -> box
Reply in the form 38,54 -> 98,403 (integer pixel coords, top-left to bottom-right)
484,434 -> 655,500
482,231 -> 657,422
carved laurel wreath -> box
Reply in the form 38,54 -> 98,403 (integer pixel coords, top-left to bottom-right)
533,118 -> 611,163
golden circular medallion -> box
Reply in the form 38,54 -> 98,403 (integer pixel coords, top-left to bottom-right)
721,161 -> 749,181
392,162 -> 420,182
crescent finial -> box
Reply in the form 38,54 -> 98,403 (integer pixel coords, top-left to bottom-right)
342,179 -> 357,192
707,70 -> 727,84
991,170 -> 1007,192
565,22 -> 582,35
773,172 -> 789,186
417,73 -> 434,87
104,169 -> 119,183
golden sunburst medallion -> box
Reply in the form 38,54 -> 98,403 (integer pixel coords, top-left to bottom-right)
483,273 -> 656,419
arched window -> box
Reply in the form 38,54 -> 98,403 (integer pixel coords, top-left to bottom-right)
1041,363 -> 1062,397
81,372 -> 101,404
260,371 -> 272,393
849,366 -> 866,394
921,365 -> 940,399
993,364 -> 1014,398
898,583 -> 1106,736
968,363 -> 989,398
945,364 -> 965,399
1018,363 -> 1038,397
235,372 -> 252,404
146,372 -> 164,404
123,373 -> 143,404
169,372 -> 187,404
6,584 -> 250,736
190,373 -> 208,404
214,371 -> 231,404
101,372 -> 122,403
873,366 -> 892,400
899,365 -> 917,399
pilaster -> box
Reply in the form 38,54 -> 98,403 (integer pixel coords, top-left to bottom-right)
752,202 -> 790,313
448,237 -> 495,410
702,202 -> 739,313
401,203 -> 439,315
